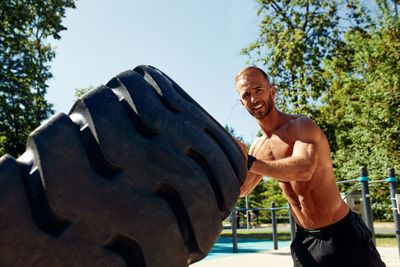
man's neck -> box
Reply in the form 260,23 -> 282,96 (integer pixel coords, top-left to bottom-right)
257,108 -> 287,138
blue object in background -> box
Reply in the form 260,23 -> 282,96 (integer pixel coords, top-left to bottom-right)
204,238 -> 291,260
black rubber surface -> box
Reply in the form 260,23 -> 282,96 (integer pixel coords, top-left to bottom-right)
0,65 -> 247,267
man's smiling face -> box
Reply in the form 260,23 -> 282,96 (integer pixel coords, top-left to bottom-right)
236,69 -> 275,120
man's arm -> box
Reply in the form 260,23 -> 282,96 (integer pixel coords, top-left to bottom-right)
249,117 -> 321,183
239,172 -> 263,197
234,137 -> 264,197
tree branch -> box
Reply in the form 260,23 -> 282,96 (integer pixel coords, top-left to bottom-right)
266,0 -> 295,30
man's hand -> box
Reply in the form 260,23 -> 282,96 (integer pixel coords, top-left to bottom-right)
232,137 -> 263,198
233,137 -> 248,161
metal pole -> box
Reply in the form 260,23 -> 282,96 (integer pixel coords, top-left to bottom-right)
288,204 -> 296,241
245,196 -> 249,230
271,202 -> 278,250
386,168 -> 400,257
358,166 -> 375,244
231,209 -> 238,253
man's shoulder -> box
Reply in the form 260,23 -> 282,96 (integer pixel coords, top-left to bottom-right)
287,114 -> 318,128
286,115 -> 322,140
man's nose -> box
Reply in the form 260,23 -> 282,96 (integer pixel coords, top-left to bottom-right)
250,94 -> 256,103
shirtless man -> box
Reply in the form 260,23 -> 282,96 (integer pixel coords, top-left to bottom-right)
234,66 -> 385,266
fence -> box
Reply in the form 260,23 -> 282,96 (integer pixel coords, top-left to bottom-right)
229,167 -> 400,257
231,203 -> 295,252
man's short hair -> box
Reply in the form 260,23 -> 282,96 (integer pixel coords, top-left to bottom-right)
235,66 -> 269,83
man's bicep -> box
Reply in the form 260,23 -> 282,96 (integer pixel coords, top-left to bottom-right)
291,118 -> 321,162
292,139 -> 318,160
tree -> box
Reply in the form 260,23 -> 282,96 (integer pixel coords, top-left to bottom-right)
0,0 -> 76,157
321,0 -> 400,220
240,0 -> 366,116
74,86 -> 94,99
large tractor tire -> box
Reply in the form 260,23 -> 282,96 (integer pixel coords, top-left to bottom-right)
0,65 -> 247,267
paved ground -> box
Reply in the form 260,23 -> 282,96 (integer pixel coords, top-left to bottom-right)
374,222 -> 398,234
191,223 -> 400,267
192,246 -> 400,267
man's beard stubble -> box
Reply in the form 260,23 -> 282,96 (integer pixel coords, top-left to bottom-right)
250,97 -> 273,120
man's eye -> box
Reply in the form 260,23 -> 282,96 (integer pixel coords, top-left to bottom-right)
242,94 -> 250,99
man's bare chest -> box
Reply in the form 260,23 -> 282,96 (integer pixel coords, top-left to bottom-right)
252,134 -> 294,161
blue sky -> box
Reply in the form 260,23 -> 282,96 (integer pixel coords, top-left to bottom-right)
46,0 -> 264,143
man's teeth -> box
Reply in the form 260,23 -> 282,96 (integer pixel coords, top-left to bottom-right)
254,104 -> 263,109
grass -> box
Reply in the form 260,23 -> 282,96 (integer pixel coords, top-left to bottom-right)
376,233 -> 398,247
220,230 -> 397,247
220,230 -> 292,241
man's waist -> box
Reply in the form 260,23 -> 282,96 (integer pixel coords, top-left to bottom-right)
296,209 -> 354,237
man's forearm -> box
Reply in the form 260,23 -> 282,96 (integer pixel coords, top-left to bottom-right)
240,172 -> 263,197
250,156 -> 316,182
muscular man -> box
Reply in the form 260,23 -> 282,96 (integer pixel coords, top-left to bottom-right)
234,66 -> 385,266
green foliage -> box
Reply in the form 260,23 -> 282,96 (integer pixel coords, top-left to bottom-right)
0,0 -> 76,157
321,4 -> 400,219
243,0 -> 400,220
74,86 -> 94,99
260,178 -> 287,208
241,0 -> 366,116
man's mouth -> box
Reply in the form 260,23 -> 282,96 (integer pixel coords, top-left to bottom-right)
253,103 -> 264,111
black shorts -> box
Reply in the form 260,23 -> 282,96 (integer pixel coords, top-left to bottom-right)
290,210 -> 386,267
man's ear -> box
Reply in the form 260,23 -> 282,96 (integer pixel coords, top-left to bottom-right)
239,98 -> 244,106
270,85 -> 276,98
